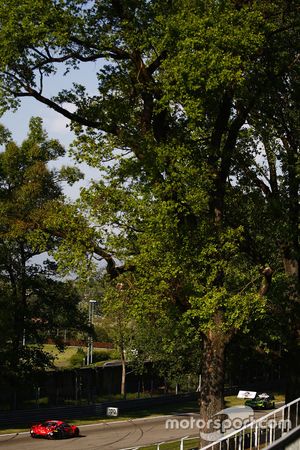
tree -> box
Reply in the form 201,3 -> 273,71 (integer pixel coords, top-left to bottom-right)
127,306 -> 203,395
0,118 -> 86,404
101,278 -> 137,399
0,0 -> 299,428
238,65 -> 300,401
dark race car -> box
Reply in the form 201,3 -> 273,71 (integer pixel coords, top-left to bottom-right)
245,392 -> 275,410
30,420 -> 80,439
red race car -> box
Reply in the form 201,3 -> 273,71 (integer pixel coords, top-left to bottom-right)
30,420 -> 80,439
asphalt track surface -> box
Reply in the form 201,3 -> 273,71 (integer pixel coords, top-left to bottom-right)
0,406 -> 284,450
0,414 -> 200,450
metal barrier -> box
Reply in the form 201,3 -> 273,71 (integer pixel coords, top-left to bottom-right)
265,424 -> 300,449
119,435 -> 197,450
199,397 -> 300,450
120,398 -> 300,450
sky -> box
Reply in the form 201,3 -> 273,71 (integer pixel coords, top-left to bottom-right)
1,62 -> 102,200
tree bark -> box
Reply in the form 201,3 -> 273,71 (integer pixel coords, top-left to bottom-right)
199,326 -> 228,446
282,251 -> 300,403
281,141 -> 300,403
120,347 -> 126,399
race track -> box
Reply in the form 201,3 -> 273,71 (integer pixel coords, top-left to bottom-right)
0,406 -> 283,450
0,415 -> 199,450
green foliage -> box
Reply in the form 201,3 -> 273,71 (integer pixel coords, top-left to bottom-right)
101,279 -> 136,354
92,350 -> 111,363
58,165 -> 84,185
0,118 -> 88,388
108,349 -> 122,360
69,348 -> 86,368
0,124 -> 11,145
69,346 -> 114,368
94,322 -> 113,343
0,0 -> 299,404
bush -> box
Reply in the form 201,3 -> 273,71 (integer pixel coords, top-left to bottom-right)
92,350 -> 110,363
94,324 -> 113,343
109,349 -> 121,360
68,348 -> 118,368
69,348 -> 86,368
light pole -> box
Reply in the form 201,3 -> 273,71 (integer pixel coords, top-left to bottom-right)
87,300 -> 97,365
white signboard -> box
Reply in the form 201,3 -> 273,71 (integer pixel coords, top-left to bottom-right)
106,407 -> 119,417
258,393 -> 269,399
237,390 -> 257,399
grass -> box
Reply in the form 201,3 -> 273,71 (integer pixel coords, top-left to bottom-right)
225,393 -> 285,407
43,344 -> 80,368
43,345 -> 116,368
138,438 -> 199,450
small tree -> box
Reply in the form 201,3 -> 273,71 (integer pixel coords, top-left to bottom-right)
0,118 -> 85,403
102,279 -> 136,399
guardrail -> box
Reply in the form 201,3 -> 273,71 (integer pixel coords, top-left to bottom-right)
265,424 -> 300,449
120,435 -> 199,450
120,398 -> 300,450
199,397 -> 300,450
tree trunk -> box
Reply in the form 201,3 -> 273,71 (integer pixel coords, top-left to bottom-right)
199,328 -> 227,446
282,252 -> 300,403
120,347 -> 126,399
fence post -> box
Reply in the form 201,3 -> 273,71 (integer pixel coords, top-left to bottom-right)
180,435 -> 189,450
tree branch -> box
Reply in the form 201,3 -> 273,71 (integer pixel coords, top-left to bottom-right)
9,80 -> 118,134
93,244 -> 134,279
148,50 -> 168,75
259,266 -> 273,296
